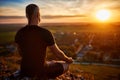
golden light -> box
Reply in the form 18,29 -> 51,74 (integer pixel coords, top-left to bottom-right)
95,9 -> 111,21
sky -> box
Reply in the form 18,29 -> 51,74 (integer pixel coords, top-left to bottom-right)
0,0 -> 120,24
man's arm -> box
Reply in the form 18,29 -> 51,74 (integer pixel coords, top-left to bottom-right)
48,43 -> 73,63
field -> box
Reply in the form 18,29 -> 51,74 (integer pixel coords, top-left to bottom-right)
0,23 -> 120,80
0,23 -> 120,44
70,64 -> 120,80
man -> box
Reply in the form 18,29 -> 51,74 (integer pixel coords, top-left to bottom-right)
15,4 -> 73,79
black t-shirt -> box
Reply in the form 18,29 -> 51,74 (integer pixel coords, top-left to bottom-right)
15,25 -> 55,76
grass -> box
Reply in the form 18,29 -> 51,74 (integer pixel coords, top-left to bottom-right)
0,23 -> 118,44
2,55 -> 120,80
1,55 -> 120,80
0,32 -> 16,44
0,51 -> 120,80
70,64 -> 120,80
0,23 -> 120,80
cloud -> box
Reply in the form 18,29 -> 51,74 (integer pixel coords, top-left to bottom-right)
0,6 -> 25,16
36,0 -> 86,15
0,16 -> 25,19
0,0 -> 120,16
0,0 -> 120,23
0,15 -> 86,20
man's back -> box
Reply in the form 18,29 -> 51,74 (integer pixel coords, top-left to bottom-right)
15,25 -> 55,76
14,4 -> 73,79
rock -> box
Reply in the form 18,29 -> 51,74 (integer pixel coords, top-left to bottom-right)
56,71 -> 85,80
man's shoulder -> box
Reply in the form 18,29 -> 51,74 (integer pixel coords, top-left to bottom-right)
37,26 -> 48,31
17,25 -> 51,34
37,26 -> 51,34
17,25 -> 47,31
17,25 -> 27,32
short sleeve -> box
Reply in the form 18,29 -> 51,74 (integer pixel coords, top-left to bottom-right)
43,30 -> 55,46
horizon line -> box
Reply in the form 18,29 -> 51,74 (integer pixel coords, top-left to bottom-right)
0,15 -> 86,19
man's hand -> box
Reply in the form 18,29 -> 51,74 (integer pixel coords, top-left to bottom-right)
49,44 -> 74,64
66,57 -> 73,64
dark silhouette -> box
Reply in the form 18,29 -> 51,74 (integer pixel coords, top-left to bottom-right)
15,4 -> 73,79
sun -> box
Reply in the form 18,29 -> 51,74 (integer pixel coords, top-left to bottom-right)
95,9 -> 111,21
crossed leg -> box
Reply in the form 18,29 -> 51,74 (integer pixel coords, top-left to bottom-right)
46,60 -> 70,79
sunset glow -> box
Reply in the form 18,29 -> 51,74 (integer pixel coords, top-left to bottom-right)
0,0 -> 120,23
95,9 -> 111,21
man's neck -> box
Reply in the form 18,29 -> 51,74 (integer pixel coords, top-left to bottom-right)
29,23 -> 38,26
28,22 -> 39,26
28,19 -> 39,26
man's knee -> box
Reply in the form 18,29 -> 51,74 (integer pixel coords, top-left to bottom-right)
53,61 -> 70,73
47,61 -> 70,74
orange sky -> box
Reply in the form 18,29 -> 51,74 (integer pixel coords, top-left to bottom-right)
0,0 -> 120,24
0,16 -> 91,24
